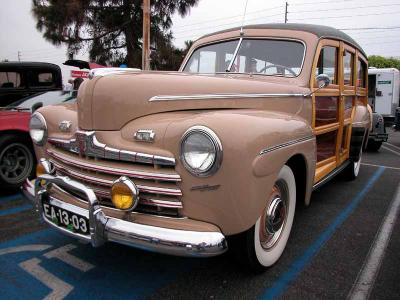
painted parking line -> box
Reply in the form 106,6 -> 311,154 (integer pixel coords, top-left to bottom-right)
384,142 -> 400,151
361,163 -> 400,171
348,183 -> 400,300
0,193 -> 23,203
0,203 -> 32,217
382,145 -> 400,156
261,166 -> 385,300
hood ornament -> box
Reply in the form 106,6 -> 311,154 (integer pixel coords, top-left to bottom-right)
59,120 -> 72,132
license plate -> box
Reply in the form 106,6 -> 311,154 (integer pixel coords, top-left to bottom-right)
42,199 -> 89,235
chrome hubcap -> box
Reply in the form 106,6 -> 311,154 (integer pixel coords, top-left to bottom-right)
266,196 -> 286,234
259,181 -> 288,250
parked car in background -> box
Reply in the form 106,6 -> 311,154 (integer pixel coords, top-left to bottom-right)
368,68 -> 400,124
0,62 -> 62,106
367,106 -> 388,151
24,24 -> 371,272
0,91 -> 76,191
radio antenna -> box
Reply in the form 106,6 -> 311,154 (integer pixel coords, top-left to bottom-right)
240,0 -> 249,36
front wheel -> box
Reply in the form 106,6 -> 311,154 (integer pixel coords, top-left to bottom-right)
231,165 -> 296,273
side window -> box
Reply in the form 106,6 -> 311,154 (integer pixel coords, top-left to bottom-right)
316,46 -> 338,85
357,58 -> 367,87
30,71 -> 56,87
343,51 -> 354,86
0,71 -> 22,88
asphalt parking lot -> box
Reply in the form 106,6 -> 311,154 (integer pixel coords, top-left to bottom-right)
0,130 -> 399,300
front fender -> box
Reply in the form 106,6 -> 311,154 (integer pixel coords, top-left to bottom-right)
164,109 -> 315,235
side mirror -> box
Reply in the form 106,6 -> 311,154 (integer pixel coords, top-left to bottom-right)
316,74 -> 330,88
304,74 -> 330,97
31,102 -> 43,113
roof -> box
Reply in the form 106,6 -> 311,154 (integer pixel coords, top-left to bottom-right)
199,23 -> 367,57
0,61 -> 61,70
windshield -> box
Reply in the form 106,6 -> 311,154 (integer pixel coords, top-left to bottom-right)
183,38 -> 305,77
6,90 -> 77,111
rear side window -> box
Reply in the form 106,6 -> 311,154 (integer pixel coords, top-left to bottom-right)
316,46 -> 338,85
343,51 -> 354,86
31,71 -> 55,87
357,59 -> 367,88
0,71 -> 22,88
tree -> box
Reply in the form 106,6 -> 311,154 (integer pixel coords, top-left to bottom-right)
32,0 -> 199,69
368,55 -> 400,70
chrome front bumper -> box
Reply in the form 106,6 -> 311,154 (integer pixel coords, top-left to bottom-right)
23,176 -> 227,257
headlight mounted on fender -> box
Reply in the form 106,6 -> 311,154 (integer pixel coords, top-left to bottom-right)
180,126 -> 222,177
29,112 -> 47,146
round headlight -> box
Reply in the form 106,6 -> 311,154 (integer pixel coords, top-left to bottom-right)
29,112 -> 47,145
180,126 -> 222,177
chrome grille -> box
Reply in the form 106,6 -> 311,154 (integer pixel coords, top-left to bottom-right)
46,134 -> 182,217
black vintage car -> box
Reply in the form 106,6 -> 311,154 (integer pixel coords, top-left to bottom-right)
0,62 -> 62,106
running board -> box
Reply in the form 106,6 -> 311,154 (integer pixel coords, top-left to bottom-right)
313,161 -> 350,191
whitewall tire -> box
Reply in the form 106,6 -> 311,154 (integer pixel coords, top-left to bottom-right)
231,165 -> 296,272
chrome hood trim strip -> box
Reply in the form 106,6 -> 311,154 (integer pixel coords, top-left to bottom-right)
149,93 -> 305,102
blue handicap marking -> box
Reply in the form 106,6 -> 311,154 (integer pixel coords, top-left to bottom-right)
0,229 -> 198,299
0,193 -> 32,216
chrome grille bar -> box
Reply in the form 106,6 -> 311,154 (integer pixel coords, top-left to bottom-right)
54,164 -> 182,197
47,149 -> 181,182
48,130 -> 175,166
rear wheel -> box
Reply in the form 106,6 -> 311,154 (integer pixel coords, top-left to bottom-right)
0,135 -> 35,191
231,165 -> 296,273
366,140 -> 382,152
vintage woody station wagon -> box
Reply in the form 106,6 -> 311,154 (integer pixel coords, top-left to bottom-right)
24,24 -> 371,271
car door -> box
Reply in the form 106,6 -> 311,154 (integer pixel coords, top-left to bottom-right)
311,39 -> 361,183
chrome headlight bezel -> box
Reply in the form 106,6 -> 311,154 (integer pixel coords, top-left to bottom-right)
180,126 -> 223,177
29,112 -> 48,146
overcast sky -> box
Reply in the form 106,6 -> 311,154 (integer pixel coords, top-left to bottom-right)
0,0 -> 399,83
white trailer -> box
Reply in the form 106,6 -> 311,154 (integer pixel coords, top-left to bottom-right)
368,68 -> 400,120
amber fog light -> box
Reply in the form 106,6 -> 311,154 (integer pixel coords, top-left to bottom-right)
111,177 -> 139,211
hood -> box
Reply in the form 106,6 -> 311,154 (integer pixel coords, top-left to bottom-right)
78,71 -> 308,130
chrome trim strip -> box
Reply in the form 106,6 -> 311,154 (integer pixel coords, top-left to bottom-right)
53,163 -> 182,196
48,130 -> 176,166
180,125 -> 223,177
47,149 -> 181,182
140,198 -> 183,209
313,161 -> 350,191
34,175 -> 227,257
149,93 -> 305,102
259,136 -> 315,155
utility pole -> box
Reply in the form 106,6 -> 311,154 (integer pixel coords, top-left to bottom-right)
285,2 -> 288,23
142,0 -> 151,70
17,51 -> 21,62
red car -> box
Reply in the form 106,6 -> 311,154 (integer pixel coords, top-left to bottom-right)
0,91 -> 76,191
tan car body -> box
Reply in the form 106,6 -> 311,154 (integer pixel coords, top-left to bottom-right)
28,24 -> 370,256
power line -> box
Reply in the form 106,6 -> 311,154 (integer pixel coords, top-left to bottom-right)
173,12 -> 284,35
291,10 -> 400,21
291,3 -> 400,14
173,4 -> 284,29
